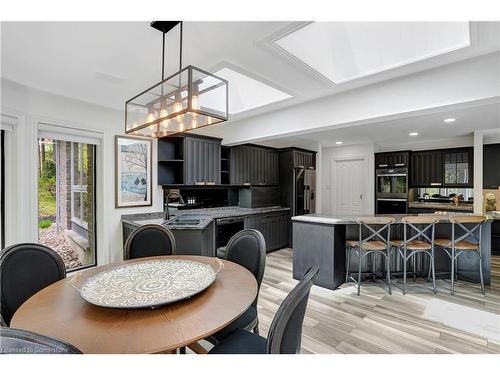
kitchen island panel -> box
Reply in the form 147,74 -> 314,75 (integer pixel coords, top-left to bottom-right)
293,221 -> 345,290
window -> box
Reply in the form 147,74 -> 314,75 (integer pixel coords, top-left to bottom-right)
38,138 -> 96,271
71,143 -> 91,228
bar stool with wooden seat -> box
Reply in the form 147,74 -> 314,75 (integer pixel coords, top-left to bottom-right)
345,217 -> 395,296
390,216 -> 439,295
434,215 -> 487,295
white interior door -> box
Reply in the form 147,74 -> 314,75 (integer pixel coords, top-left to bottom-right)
333,158 -> 367,216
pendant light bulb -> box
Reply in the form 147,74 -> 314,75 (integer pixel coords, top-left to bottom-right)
146,108 -> 156,124
173,93 -> 184,124
192,85 -> 200,118
159,102 -> 169,131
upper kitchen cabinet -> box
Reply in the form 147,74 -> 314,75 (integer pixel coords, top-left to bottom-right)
410,147 -> 474,188
230,144 -> 279,185
410,150 -> 443,187
484,143 -> 500,189
443,147 -> 473,187
158,134 -> 221,186
292,149 -> 316,169
375,151 -> 409,168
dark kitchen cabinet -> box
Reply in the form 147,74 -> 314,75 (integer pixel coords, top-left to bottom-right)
292,149 -> 316,169
410,150 -> 443,187
158,134 -> 221,186
184,135 -> 221,185
244,211 -> 289,251
484,143 -> 500,189
443,148 -> 473,187
375,151 -> 409,168
230,144 -> 279,185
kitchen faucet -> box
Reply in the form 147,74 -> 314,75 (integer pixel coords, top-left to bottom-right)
164,192 -> 186,220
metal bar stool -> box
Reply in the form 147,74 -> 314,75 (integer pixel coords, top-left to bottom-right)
390,216 -> 439,295
346,217 -> 395,296
435,215 -> 487,295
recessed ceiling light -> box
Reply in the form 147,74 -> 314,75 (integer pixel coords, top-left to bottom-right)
335,141 -> 343,145
409,132 -> 419,136
444,118 -> 456,123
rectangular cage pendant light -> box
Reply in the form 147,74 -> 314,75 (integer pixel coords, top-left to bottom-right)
126,65 -> 228,137
125,22 -> 228,138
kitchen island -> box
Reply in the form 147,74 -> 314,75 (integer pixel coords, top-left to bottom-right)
122,206 -> 290,258
292,213 -> 492,290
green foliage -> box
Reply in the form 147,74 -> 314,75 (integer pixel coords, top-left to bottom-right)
38,177 -> 56,217
42,159 -> 56,179
38,219 -> 53,229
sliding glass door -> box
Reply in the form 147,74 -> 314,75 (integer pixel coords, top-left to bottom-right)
38,137 -> 96,271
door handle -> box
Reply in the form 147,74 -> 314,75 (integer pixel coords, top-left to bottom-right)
360,194 -> 363,200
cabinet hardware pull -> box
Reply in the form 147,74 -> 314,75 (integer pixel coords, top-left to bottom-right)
430,182 -> 442,186
395,163 -> 405,166
378,164 -> 388,167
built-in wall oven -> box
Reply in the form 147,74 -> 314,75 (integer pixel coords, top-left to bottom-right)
215,217 -> 244,257
376,167 -> 408,214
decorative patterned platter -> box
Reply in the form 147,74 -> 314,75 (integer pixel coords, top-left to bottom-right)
77,259 -> 222,309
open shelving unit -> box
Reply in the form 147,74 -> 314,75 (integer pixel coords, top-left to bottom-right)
221,146 -> 230,185
158,137 -> 184,185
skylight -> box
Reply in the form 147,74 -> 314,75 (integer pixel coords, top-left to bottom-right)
212,67 -> 292,114
274,22 -> 471,84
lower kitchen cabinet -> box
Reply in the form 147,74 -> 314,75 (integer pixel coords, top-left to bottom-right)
244,212 -> 289,252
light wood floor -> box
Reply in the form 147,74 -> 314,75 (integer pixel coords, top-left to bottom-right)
255,249 -> 500,354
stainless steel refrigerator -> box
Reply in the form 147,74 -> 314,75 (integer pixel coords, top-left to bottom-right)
293,168 -> 316,216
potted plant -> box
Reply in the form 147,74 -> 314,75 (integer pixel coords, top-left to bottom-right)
485,192 -> 497,212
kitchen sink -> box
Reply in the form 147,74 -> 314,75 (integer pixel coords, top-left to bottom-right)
166,216 -> 204,226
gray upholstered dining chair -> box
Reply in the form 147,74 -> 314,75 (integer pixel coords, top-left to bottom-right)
0,327 -> 82,354
208,266 -> 319,354
208,229 -> 266,343
0,243 -> 66,327
124,224 -> 176,260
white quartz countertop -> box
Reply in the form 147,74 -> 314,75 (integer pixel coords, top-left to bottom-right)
292,213 -> 493,225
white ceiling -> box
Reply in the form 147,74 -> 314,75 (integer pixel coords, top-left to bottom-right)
1,21 -> 500,123
257,102 -> 500,149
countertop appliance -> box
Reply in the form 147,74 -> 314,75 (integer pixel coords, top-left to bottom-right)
215,217 -> 244,258
376,167 -> 408,214
294,167 -> 316,216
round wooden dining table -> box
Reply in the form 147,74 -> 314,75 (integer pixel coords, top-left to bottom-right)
10,255 -> 258,354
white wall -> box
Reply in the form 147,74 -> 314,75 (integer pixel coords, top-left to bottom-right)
1,78 -> 163,265
321,143 -> 375,215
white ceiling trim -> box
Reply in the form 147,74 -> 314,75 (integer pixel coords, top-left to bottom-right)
256,21 -> 337,88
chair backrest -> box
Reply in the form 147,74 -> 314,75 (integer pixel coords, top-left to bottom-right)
0,327 -> 82,354
356,216 -> 395,249
1,243 -> 66,327
401,215 -> 439,245
266,266 -> 319,354
225,229 -> 266,309
449,215 -> 487,224
449,215 -> 487,245
124,224 -> 176,260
